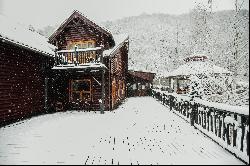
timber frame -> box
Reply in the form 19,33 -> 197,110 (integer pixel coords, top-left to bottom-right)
48,10 -> 129,113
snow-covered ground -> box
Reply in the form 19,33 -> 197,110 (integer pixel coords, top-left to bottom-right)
0,97 -> 244,165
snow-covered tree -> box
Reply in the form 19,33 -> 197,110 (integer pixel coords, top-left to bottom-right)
229,0 -> 249,78
190,2 -> 212,55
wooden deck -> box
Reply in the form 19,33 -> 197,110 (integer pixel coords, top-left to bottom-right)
0,97 -> 245,165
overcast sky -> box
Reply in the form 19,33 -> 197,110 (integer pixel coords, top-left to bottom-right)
0,0 -> 249,29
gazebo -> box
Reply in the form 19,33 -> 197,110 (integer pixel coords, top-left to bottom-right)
166,55 -> 232,94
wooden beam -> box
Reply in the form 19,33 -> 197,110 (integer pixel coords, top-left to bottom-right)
92,76 -> 101,86
100,68 -> 105,114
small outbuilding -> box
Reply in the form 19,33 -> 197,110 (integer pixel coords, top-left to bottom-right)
127,70 -> 156,97
164,55 -> 232,94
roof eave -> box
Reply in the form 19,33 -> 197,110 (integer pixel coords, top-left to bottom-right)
1,36 -> 54,57
105,36 -> 129,57
48,10 -> 114,45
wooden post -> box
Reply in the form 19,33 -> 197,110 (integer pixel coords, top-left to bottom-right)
55,50 -> 58,66
44,77 -> 48,111
75,46 -> 78,66
65,52 -> 68,65
100,45 -> 105,114
100,68 -> 105,114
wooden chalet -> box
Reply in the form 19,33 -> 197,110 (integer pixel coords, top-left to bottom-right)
127,70 -> 156,97
0,14 -> 55,126
48,10 -> 129,112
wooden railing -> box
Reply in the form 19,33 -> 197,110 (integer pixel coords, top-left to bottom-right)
151,89 -> 249,164
55,47 -> 103,66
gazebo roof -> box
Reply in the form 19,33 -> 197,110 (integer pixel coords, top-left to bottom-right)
167,60 -> 232,77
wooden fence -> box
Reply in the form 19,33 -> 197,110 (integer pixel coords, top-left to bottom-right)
152,89 -> 249,164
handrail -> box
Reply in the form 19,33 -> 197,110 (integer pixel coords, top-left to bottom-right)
57,47 -> 102,53
151,89 -> 249,164
55,47 -> 104,66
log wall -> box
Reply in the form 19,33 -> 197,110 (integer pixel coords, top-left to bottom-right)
0,40 -> 52,126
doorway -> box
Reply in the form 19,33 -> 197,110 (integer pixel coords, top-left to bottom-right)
69,79 -> 92,105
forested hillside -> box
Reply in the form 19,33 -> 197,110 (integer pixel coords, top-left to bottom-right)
39,10 -> 249,80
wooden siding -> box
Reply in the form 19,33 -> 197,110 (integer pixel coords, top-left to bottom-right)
54,18 -> 112,50
0,40 -> 52,126
108,43 -> 128,109
49,70 -> 110,111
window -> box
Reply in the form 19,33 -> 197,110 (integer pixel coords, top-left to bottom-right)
66,40 -> 96,64
81,43 -> 88,49
70,80 -> 92,102
88,42 -> 94,48
67,40 -> 95,50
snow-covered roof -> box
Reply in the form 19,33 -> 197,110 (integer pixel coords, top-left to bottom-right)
0,14 -> 56,56
49,10 -> 113,44
103,34 -> 129,57
167,60 -> 232,77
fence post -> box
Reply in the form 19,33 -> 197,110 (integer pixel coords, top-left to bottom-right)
190,98 -> 197,126
170,95 -> 173,111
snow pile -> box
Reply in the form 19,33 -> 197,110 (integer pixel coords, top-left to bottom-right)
0,14 -> 56,56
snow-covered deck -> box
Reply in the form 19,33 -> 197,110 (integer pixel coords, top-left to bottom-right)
0,97 -> 244,165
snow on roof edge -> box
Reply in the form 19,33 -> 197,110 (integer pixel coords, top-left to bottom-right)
49,10 -> 113,42
103,34 -> 129,57
0,14 -> 56,56
0,36 -> 54,57
166,61 -> 232,77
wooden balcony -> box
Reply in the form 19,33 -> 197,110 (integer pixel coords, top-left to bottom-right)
54,47 -> 104,69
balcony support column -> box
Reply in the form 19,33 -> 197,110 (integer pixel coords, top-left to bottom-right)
75,46 -> 79,66
100,45 -> 105,114
100,68 -> 105,114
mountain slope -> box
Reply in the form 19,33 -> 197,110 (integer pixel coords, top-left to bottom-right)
39,10 -> 249,80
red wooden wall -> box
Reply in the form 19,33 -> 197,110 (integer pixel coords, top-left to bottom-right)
0,40 -> 52,126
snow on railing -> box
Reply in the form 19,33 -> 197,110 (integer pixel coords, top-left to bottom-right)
55,47 -> 104,67
151,89 -> 249,164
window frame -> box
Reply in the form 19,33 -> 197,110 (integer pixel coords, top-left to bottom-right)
67,40 -> 96,50
69,79 -> 92,102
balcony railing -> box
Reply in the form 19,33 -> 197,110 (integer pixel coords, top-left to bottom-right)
55,47 -> 103,66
